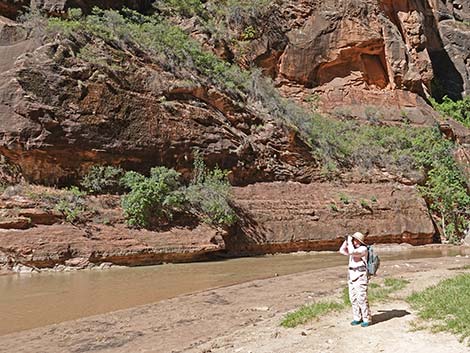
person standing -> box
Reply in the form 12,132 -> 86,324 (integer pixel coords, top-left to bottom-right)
339,232 -> 371,327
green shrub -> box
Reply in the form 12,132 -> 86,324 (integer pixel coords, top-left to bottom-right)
68,8 -> 83,20
54,186 -> 87,224
81,165 -> 125,194
360,199 -> 369,208
119,160 -> 236,229
339,193 -> 350,205
185,154 -> 236,227
241,25 -> 256,40
121,167 -> 185,228
411,128 -> 470,242
307,116 -> 470,241
430,96 -> 470,128
155,0 -> 206,18
46,8 -> 252,95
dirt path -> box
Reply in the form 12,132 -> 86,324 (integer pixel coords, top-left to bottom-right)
0,256 -> 469,353
191,267 -> 470,353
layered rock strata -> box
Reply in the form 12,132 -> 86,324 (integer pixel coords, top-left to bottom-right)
227,182 -> 435,255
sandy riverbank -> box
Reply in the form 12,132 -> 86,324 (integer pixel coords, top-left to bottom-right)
0,255 -> 469,353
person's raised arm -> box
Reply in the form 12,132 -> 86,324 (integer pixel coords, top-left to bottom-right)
347,236 -> 367,257
339,238 -> 349,256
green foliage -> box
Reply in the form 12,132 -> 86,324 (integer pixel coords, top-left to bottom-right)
185,154 -> 237,227
81,165 -> 125,194
47,17 -> 81,35
339,193 -> 350,205
24,185 -> 87,224
412,129 -> 470,242
303,93 -> 320,111
407,273 -> 470,343
210,0 -> 273,15
241,25 -> 257,40
155,0 -> 206,18
120,160 -> 236,228
121,167 -> 185,228
47,8 -> 252,95
360,199 -> 369,208
309,115 -> 422,170
68,8 -> 83,20
54,186 -> 87,224
430,96 -> 470,128
329,203 -> 339,212
308,116 -> 470,241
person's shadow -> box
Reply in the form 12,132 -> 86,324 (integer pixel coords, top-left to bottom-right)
372,309 -> 410,325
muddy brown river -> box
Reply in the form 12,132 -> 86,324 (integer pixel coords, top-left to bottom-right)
0,246 -> 468,335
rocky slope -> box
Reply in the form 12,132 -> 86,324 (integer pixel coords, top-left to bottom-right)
0,0 -> 469,270
203,0 -> 470,121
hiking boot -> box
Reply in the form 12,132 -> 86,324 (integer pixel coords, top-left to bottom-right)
350,320 -> 362,326
361,321 -> 370,327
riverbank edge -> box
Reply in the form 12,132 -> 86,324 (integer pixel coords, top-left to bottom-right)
1,256 -> 469,353
1,243 -> 469,276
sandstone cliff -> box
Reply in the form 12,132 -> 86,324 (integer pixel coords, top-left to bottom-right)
0,0 -> 469,270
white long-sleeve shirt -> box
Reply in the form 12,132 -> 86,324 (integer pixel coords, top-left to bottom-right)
339,237 -> 368,280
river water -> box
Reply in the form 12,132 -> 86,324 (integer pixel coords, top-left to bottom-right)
0,246 -> 468,336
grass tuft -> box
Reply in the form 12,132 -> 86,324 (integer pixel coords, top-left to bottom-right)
280,301 -> 344,328
407,273 -> 470,343
283,277 -> 409,328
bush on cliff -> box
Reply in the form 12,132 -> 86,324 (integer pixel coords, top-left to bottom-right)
81,165 -> 125,195
430,96 -> 470,128
120,161 -> 236,229
45,8 -> 252,96
184,153 -> 237,227
121,167 -> 185,228
308,118 -> 470,242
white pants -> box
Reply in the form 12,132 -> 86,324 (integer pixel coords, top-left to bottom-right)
348,272 -> 371,323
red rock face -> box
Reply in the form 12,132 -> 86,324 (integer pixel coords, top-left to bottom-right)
227,182 -> 435,254
0,223 -> 224,268
0,181 -> 436,269
0,38 -> 319,185
221,0 -> 470,120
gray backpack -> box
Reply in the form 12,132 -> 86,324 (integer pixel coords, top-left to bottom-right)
366,245 -> 380,276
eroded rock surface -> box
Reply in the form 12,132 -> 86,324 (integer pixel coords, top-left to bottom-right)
0,37 -> 318,185
227,182 -> 435,255
217,0 -> 470,120
0,223 -> 223,269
